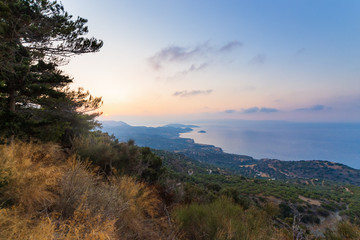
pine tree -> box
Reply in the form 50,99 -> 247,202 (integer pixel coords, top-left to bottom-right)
0,0 -> 103,143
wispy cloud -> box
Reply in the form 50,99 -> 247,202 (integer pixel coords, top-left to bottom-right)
249,54 -> 267,65
296,104 -> 331,111
219,41 -> 243,52
169,62 -> 209,80
224,109 -> 236,114
260,107 -> 278,113
148,40 -> 242,71
242,107 -> 260,114
173,89 -> 213,97
148,43 -> 210,70
240,106 -> 279,114
187,63 -> 209,72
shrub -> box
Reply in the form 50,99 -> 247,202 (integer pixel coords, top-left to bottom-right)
301,214 -> 320,224
220,187 -> 251,209
317,208 -> 330,217
174,197 -> 287,240
72,132 -> 164,183
279,202 -> 293,219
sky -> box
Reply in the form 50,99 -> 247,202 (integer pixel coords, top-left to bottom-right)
59,0 -> 360,125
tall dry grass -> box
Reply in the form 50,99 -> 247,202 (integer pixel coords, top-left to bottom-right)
0,207 -> 55,239
0,141 -> 172,239
0,141 -> 66,212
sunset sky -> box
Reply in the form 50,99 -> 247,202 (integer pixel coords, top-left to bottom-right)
60,0 -> 360,124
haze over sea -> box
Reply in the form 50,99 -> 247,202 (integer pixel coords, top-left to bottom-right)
180,120 -> 360,169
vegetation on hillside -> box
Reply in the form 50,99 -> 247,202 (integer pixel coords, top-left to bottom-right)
1,1 -> 360,239
157,150 -> 360,225
1,140 -> 360,239
104,123 -> 360,186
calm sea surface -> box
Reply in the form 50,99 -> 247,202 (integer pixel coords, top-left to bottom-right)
180,120 -> 360,169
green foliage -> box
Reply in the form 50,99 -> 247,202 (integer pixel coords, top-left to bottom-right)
174,197 -> 284,240
183,182 -> 215,204
140,147 -> 164,183
158,149 -> 360,226
301,214 -> 320,224
72,132 -> 165,183
206,183 -> 222,192
0,0 -> 103,144
317,208 -> 330,217
0,0 -> 103,64
220,187 -> 251,209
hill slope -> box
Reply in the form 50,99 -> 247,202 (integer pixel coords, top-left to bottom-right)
102,121 -> 360,185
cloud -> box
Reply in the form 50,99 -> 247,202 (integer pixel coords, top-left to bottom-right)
296,105 -> 331,111
148,43 -> 209,70
219,41 -> 243,52
149,40 -> 242,70
241,106 -> 279,114
259,107 -> 279,113
169,62 -> 209,80
296,48 -> 306,55
173,89 -> 213,97
249,54 -> 267,65
224,109 -> 236,114
187,62 -> 209,72
242,107 -> 260,114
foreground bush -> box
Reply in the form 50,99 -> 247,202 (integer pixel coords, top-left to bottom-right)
72,132 -> 164,182
174,197 -> 290,240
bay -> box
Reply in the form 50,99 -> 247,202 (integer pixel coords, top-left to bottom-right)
180,120 -> 360,169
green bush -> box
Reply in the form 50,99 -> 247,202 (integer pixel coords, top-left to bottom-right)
317,208 -> 330,217
174,197 -> 284,240
72,132 -> 164,183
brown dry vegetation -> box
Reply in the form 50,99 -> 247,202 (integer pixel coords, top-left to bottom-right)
0,141 -> 171,239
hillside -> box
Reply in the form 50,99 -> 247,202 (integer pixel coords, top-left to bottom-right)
102,121 -> 360,185
2,0 -> 360,239
1,138 -> 360,239
153,149 -> 360,236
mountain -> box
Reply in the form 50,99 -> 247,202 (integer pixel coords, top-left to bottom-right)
101,120 -> 129,128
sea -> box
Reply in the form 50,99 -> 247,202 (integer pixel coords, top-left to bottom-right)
180,120 -> 360,169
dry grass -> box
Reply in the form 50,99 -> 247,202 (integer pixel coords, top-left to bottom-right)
55,201 -> 116,240
0,207 -> 54,240
0,141 -> 172,239
112,176 -> 167,239
56,160 -> 168,239
0,141 -> 66,212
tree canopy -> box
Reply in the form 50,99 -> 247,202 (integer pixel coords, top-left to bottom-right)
0,0 -> 103,144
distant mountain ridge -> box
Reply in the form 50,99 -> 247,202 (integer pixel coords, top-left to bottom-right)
101,121 -> 360,185
101,120 -> 129,127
